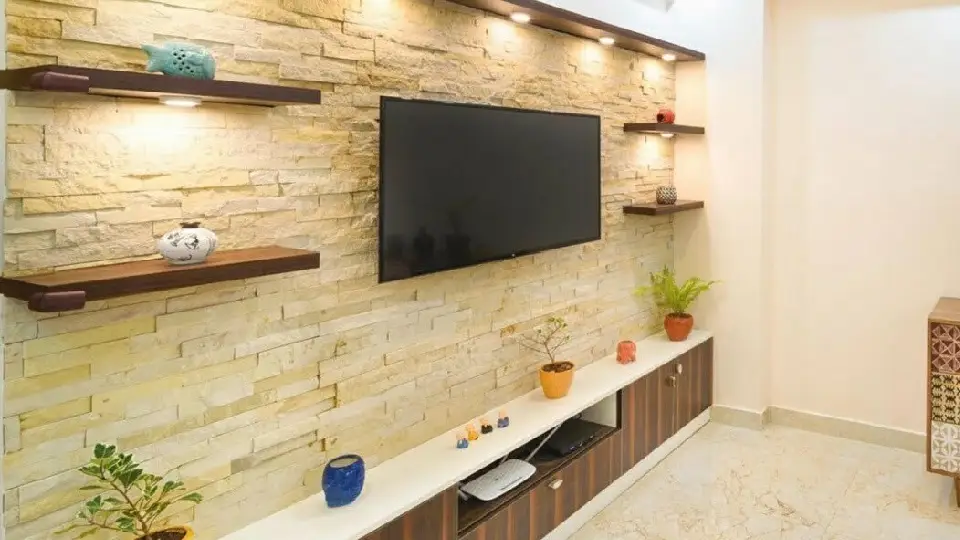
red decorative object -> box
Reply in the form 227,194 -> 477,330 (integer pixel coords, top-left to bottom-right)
656,109 -> 676,123
617,341 -> 637,364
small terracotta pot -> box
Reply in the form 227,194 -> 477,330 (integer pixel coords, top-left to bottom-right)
136,526 -> 194,540
539,362 -> 574,399
617,341 -> 637,364
664,313 -> 694,342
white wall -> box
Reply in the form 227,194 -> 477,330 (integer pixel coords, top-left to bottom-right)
769,0 -> 960,433
549,0 -> 772,414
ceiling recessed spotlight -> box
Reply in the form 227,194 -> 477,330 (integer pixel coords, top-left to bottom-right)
662,53 -> 677,62
661,133 -> 676,139
599,36 -> 616,46
510,12 -> 531,23
159,95 -> 201,108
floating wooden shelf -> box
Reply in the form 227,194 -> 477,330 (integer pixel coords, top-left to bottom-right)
624,200 -> 705,216
624,123 -> 705,135
446,0 -> 705,61
0,246 -> 320,312
0,65 -> 322,107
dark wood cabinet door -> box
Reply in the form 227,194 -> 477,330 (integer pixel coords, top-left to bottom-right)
676,339 -> 714,429
582,432 -> 621,502
362,488 -> 457,540
621,361 -> 679,469
654,359 -> 679,446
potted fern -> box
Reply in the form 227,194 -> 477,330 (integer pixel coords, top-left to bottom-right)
520,317 -> 574,399
635,267 -> 717,342
59,443 -> 202,540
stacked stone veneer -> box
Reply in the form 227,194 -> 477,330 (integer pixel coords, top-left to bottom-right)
2,0 -> 676,538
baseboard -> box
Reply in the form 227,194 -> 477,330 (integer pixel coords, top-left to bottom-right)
710,405 -> 770,430
766,406 -> 925,453
544,410 -> 710,540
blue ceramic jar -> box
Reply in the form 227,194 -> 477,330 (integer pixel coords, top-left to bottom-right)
322,454 -> 365,508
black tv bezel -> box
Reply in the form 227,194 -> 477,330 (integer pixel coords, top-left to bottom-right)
377,96 -> 602,284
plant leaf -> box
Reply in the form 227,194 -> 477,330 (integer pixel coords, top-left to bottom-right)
180,492 -> 203,504
77,528 -> 100,539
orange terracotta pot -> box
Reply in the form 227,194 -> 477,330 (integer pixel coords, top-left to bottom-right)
664,313 -> 694,342
539,362 -> 574,399
137,526 -> 194,540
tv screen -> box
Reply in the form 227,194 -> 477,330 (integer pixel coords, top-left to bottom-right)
378,97 -> 601,283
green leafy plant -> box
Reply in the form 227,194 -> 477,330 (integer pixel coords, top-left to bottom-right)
58,443 -> 202,539
635,266 -> 717,317
519,316 -> 572,369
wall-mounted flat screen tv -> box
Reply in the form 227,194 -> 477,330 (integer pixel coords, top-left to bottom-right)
378,97 -> 601,283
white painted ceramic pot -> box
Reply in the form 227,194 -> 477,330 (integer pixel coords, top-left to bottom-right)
158,222 -> 217,265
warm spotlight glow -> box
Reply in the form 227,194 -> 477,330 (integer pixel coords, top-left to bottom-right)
662,53 -> 677,62
159,96 -> 201,108
661,133 -> 676,139
598,36 -> 616,46
510,12 -> 531,23
644,60 -> 663,82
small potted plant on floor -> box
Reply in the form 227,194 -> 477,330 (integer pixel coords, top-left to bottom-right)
521,316 -> 574,399
635,266 -> 717,342
58,443 -> 203,540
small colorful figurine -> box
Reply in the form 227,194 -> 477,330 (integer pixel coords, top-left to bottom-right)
497,410 -> 510,428
617,340 -> 637,364
456,431 -> 469,449
480,417 -> 494,435
466,423 -> 479,441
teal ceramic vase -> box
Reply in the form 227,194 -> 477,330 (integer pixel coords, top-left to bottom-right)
142,42 -> 216,80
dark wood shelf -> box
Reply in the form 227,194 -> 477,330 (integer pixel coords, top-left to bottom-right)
0,65 -> 321,107
457,425 -> 617,535
624,200 -> 705,216
624,123 -> 705,135
446,0 -> 704,61
0,246 -> 320,312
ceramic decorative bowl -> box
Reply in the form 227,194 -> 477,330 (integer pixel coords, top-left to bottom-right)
158,222 -> 217,265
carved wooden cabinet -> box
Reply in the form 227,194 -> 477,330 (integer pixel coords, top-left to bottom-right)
928,298 -> 960,506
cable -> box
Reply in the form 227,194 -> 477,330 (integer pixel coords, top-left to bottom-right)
524,423 -> 563,462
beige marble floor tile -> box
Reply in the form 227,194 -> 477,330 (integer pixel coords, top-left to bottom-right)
571,423 -> 960,540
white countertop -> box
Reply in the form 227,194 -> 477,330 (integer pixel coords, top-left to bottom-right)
222,330 -> 712,540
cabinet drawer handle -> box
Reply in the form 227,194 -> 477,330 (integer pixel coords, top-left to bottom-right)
676,363 -> 683,375
667,375 -> 678,387
548,479 -> 563,490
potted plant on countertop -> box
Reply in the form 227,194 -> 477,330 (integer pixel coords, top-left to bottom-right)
520,316 -> 574,399
58,443 -> 203,540
635,266 -> 717,342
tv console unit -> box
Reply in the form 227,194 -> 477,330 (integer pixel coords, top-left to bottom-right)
223,331 -> 714,540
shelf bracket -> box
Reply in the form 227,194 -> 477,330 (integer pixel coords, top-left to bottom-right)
28,291 -> 87,312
